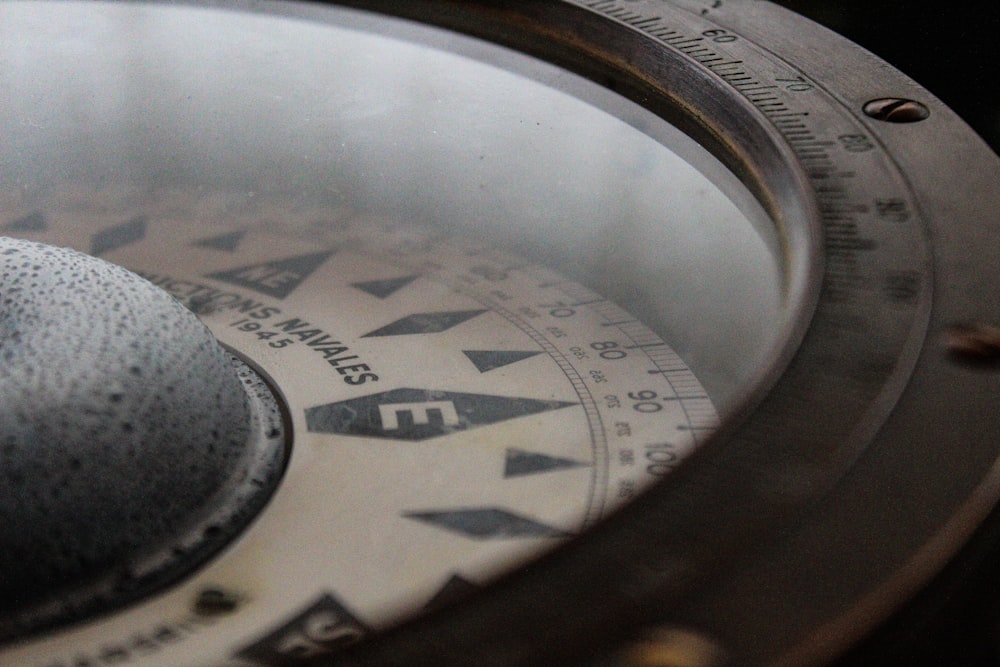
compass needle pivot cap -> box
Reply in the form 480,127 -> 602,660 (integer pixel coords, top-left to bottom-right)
0,237 -> 284,639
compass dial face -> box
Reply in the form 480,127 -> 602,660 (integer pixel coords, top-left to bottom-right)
0,1 -> 795,664
0,162 -> 758,667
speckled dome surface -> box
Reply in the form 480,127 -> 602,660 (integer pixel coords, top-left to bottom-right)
0,237 -> 282,634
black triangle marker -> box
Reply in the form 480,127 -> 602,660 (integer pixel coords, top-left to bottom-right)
463,350 -> 541,373
351,275 -> 419,299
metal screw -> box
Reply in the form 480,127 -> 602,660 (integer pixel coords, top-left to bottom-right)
945,323 -> 1000,366
194,586 -> 243,615
863,98 -> 930,123
616,627 -> 727,667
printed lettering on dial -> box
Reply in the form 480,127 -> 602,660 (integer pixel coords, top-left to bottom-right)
305,388 -> 576,441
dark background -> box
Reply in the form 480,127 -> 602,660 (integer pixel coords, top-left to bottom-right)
777,1 -> 1000,154
772,2 -> 1000,664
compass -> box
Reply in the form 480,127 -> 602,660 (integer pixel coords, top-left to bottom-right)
0,1 -> 998,666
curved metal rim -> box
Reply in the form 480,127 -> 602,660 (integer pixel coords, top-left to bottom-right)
298,2 -> 1000,665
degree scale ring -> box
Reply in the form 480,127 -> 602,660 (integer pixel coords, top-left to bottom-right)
0,1 -> 997,666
